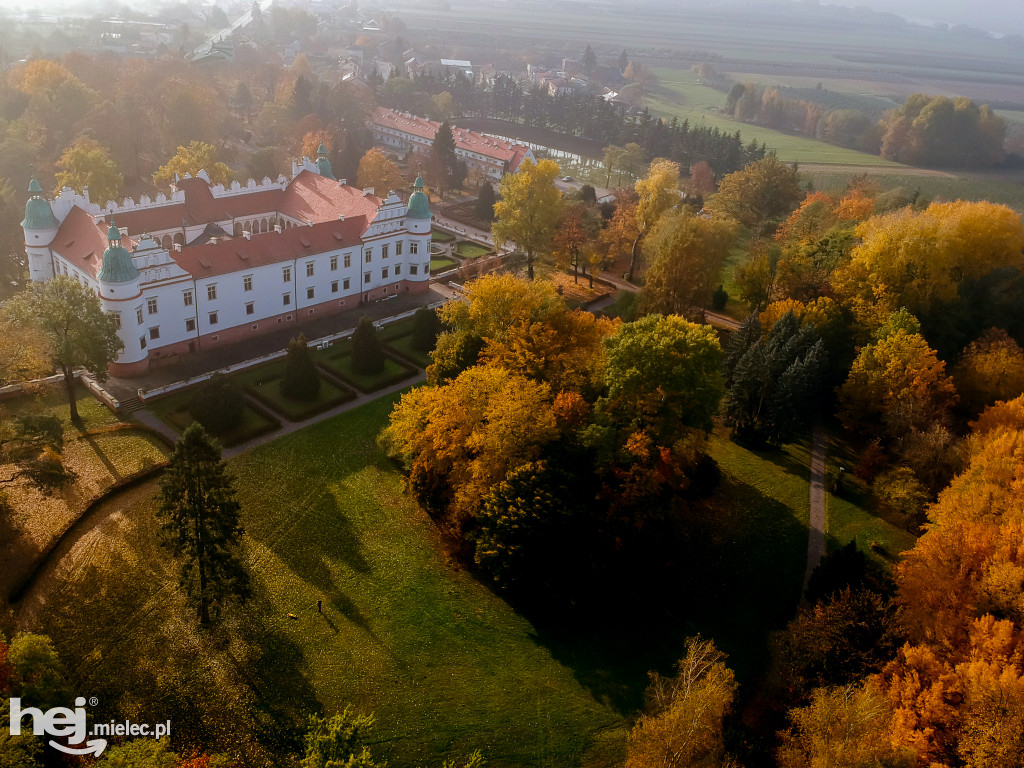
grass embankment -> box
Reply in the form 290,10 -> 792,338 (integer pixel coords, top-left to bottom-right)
455,241 -> 491,260
231,358 -> 356,422
0,386 -> 168,597
431,229 -> 455,243
645,71 -> 904,166
430,257 -> 458,274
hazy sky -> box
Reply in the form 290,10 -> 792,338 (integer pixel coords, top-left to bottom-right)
820,0 -> 1022,33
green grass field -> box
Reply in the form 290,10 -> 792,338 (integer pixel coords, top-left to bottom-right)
148,387 -> 280,446
430,257 -> 457,273
646,70 -> 904,166
317,352 -> 417,393
431,230 -> 456,243
231,358 -> 356,422
385,333 -> 433,369
455,241 -> 491,259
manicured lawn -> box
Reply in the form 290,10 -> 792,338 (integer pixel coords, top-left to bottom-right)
384,334 -> 433,369
232,358 -> 356,422
36,393 -> 630,768
430,257 -> 458,274
431,229 -> 456,243
318,353 -> 417,393
455,241 -> 491,259
147,387 -> 280,447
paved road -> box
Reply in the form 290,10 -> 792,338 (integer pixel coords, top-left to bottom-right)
803,422 -> 827,597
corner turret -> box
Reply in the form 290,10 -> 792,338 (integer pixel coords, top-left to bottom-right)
97,219 -> 148,377
316,142 -> 336,180
406,176 -> 431,234
22,177 -> 59,282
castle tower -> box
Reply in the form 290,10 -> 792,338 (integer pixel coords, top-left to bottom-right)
22,177 -> 58,283
406,175 -> 432,235
98,221 -> 149,376
316,142 -> 336,180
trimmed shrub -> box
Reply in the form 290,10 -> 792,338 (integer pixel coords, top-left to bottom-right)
280,334 -> 321,401
189,373 -> 245,434
411,308 -> 443,353
351,315 -> 385,375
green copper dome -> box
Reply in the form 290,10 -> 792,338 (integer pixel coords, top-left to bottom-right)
407,176 -> 431,220
22,177 -> 59,230
98,220 -> 139,283
316,143 -> 336,180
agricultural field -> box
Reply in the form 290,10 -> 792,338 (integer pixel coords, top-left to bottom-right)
646,70 -> 903,166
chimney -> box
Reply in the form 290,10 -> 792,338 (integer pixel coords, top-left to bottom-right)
274,224 -> 283,234
339,214 -> 345,222
307,219 -> 314,227
243,230 -> 251,240
174,243 -> 182,252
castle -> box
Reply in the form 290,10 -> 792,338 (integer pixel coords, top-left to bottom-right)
22,146 -> 432,378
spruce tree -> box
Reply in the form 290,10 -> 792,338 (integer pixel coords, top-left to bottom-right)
280,333 -> 321,401
411,307 -> 443,352
158,423 -> 251,626
432,121 -> 465,195
351,315 -> 385,375
581,45 -> 597,78
475,182 -> 496,221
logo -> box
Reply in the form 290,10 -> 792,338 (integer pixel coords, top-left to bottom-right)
9,697 -> 107,757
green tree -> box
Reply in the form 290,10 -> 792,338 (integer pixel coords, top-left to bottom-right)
1,276 -> 123,424
581,44 -> 597,77
411,307 -> 443,353
98,739 -> 178,767
492,158 -> 564,280
707,155 -> 802,237
188,373 -> 245,435
627,158 -> 679,281
54,137 -> 123,205
351,315 -> 385,375
280,333 -> 321,401
430,121 -> 466,198
153,141 -> 232,187
642,209 -> 736,315
475,182 -> 496,222
723,311 -> 828,444
8,634 -> 71,709
301,708 -> 380,768
157,423 -> 251,626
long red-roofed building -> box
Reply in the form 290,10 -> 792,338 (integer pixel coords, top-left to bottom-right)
369,107 -> 535,181
22,155 -> 433,377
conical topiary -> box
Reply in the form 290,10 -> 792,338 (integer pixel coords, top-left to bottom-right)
280,333 -> 321,401
351,315 -> 385,375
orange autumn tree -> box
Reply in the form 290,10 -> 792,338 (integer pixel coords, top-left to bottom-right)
953,328 -> 1024,416
873,396 -> 1024,765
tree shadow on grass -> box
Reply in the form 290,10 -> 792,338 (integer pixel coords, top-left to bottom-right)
523,475 -> 808,717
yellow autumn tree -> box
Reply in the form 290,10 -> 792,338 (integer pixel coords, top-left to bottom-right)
839,323 -> 958,439
953,328 -> 1024,416
626,158 -> 680,280
833,201 -> 1024,322
492,158 -> 564,280
153,141 -> 233,187
625,637 -> 738,768
355,148 -> 406,196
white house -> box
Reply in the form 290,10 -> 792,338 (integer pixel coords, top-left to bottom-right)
22,149 -> 433,378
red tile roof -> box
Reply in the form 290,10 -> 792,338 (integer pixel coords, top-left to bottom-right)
371,107 -> 532,170
173,217 -> 371,279
54,206 -> 137,279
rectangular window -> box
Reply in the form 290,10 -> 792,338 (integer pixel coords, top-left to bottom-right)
139,336 -> 146,350
410,241 -> 419,255
283,267 -> 292,282
364,248 -> 372,263
183,290 -> 193,306
344,253 -> 351,268
395,264 -> 402,276
382,244 -> 389,259
410,264 -> 419,275
330,255 -> 338,271
343,278 -> 350,290
246,302 -> 254,315
111,312 -> 121,330
149,326 -> 160,340
209,311 -> 219,325
186,318 -> 196,332
423,263 -> 430,274
382,267 -> 389,279
136,308 -> 144,325
364,272 -> 371,284
306,261 -> 315,277
283,293 -> 291,306
147,298 -> 158,315
331,281 -> 338,293
243,275 -> 253,291
306,287 -> 315,300
396,241 -> 403,255
207,284 -> 217,301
